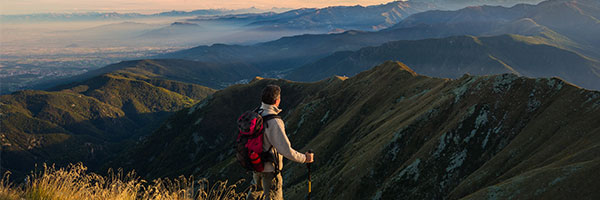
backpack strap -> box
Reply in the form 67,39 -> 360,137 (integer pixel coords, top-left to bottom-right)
262,114 -> 281,129
254,107 -> 263,114
262,114 -> 280,120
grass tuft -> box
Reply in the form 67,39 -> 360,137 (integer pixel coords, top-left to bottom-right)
0,163 -> 247,200
0,172 -> 23,200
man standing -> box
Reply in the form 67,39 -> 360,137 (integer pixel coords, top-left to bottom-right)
249,84 -> 314,200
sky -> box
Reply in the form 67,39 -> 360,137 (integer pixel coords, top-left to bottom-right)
0,0 -> 401,15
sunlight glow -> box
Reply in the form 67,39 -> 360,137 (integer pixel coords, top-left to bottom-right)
1,0 -> 404,15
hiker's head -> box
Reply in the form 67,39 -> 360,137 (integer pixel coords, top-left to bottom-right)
262,84 -> 281,106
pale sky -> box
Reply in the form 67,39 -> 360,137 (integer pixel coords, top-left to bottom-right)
0,0 -> 400,15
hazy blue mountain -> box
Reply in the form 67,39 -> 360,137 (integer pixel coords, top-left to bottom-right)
411,0 -> 545,10
158,20 -> 532,72
245,1 -> 439,31
137,22 -> 206,39
160,0 -> 600,75
60,22 -> 157,39
0,8 -> 287,22
394,0 -> 600,58
28,0 -> 593,94
190,1 -> 439,32
156,30 -> 400,71
527,0 -> 600,50
286,35 -> 600,90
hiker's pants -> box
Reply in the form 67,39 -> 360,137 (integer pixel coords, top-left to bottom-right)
247,171 -> 283,200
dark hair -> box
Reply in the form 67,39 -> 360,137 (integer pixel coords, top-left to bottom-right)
262,84 -> 281,105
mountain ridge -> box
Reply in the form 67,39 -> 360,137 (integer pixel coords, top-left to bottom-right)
157,0 -> 600,79
392,0 -> 600,58
40,59 -> 260,91
241,1 -> 439,31
0,7 -> 288,22
286,34 -> 600,90
113,61 -> 600,199
0,70 -> 215,180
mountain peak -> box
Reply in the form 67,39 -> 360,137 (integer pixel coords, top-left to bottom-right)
331,75 -> 349,81
171,22 -> 199,26
250,76 -> 264,84
374,61 -> 418,76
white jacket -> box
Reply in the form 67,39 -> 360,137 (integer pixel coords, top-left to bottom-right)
259,103 -> 306,172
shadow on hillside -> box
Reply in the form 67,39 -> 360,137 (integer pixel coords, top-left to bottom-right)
1,111 -> 177,183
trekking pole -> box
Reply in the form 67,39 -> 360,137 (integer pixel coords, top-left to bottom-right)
307,149 -> 313,200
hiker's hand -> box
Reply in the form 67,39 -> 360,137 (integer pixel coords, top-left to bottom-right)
305,152 -> 314,163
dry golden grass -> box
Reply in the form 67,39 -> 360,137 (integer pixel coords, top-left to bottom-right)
0,163 -> 247,200
0,172 -> 23,200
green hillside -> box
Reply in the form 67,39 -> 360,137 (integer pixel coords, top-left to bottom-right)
0,72 -> 215,179
287,34 -> 600,90
39,59 -> 260,91
115,61 -> 600,199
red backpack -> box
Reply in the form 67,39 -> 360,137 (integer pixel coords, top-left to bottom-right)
236,109 -> 280,172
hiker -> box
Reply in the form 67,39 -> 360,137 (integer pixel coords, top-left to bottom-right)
247,84 -> 314,200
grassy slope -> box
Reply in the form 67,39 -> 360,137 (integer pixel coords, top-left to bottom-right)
0,72 -> 215,179
117,61 -> 600,199
38,59 -> 260,91
0,163 -> 247,200
104,59 -> 261,89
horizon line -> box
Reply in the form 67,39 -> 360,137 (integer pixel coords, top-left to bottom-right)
0,0 -> 409,16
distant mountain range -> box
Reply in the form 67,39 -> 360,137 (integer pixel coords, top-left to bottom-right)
34,0 -> 600,92
59,22 -> 157,40
112,61 -> 600,199
0,67 -> 215,179
286,34 -> 600,90
156,0 -> 600,90
0,7 -> 290,22
0,0 -> 548,23
412,0 -> 545,10
20,0 -> 598,93
394,0 -> 600,58
119,1 -> 441,47
137,22 -> 206,39
191,1 -> 440,32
